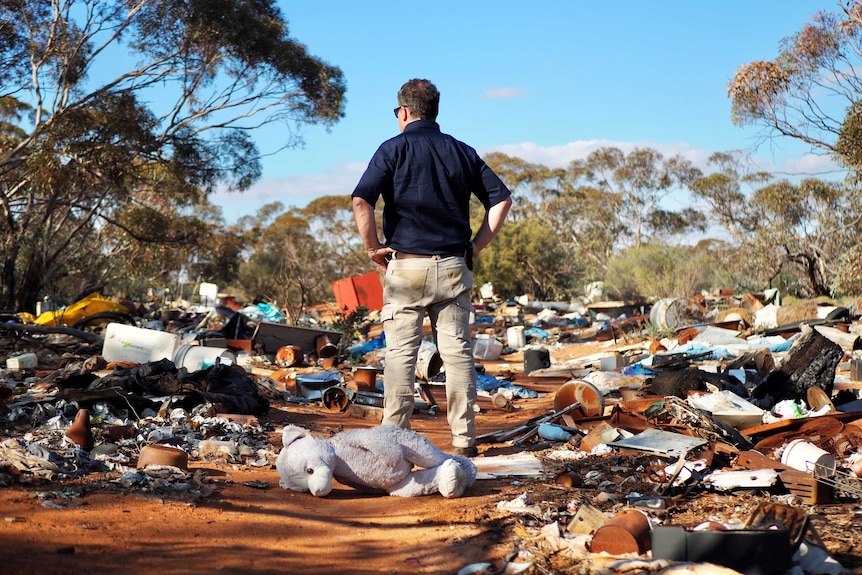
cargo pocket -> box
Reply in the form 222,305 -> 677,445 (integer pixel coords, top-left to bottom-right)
380,304 -> 395,323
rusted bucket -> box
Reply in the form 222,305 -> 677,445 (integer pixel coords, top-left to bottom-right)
555,471 -> 581,488
276,345 -> 304,367
554,380 -> 604,418
315,334 -> 338,359
137,444 -> 189,470
351,366 -> 380,392
322,386 -> 351,412
590,508 -> 652,555
65,409 -> 94,450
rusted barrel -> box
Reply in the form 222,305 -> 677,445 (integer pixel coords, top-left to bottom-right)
590,508 -> 652,555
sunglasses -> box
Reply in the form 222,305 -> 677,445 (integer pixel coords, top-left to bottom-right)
393,105 -> 404,118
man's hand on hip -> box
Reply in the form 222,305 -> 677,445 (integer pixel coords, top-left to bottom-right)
368,245 -> 395,270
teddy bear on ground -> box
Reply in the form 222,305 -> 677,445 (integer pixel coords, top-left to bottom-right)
275,424 -> 477,498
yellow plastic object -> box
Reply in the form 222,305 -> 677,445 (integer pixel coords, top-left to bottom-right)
33,291 -> 130,327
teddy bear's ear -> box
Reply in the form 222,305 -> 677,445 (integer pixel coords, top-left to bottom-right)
281,425 -> 310,448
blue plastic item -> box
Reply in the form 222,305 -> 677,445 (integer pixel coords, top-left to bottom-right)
537,423 -> 574,442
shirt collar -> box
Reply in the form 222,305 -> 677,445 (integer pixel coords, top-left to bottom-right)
404,119 -> 440,132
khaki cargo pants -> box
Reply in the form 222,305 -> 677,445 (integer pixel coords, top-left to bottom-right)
380,254 -> 476,449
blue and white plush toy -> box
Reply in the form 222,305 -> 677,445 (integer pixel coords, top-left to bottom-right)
276,424 -> 477,498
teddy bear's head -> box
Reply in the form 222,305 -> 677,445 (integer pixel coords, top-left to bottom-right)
276,425 -> 336,497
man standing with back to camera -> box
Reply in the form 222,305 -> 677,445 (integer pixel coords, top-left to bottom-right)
352,78 -> 512,457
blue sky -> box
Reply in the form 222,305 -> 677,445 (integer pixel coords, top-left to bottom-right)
211,1 -> 845,222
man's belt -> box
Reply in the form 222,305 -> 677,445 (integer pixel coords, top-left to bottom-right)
394,248 -> 473,270
396,252 -> 463,259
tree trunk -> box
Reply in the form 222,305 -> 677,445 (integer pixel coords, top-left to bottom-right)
0,232 -> 18,311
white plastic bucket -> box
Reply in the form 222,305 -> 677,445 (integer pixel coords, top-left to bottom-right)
780,439 -> 836,477
174,344 -> 236,372
416,341 -> 443,381
506,326 -> 526,348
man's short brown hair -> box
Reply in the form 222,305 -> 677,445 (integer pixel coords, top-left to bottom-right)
397,79 -> 439,120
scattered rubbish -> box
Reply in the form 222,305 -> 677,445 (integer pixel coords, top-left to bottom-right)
2,286 -> 862,572
252,322 -> 342,356
495,492 -> 542,515
523,348 -> 551,374
275,344 -> 304,367
553,380 -> 604,417
456,560 -> 533,575
350,366 -> 380,392
566,502 -> 606,534
506,326 -> 526,348
536,422 -> 576,442
64,409 -> 94,451
174,343 -> 235,371
473,453 -> 547,480
101,322 -> 181,364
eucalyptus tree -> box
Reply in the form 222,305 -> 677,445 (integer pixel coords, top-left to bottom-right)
728,2 -> 862,159
691,153 -> 861,297
233,202 -> 342,320
0,0 -> 345,310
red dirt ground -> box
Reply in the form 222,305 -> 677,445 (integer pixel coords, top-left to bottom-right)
0,349 -> 563,575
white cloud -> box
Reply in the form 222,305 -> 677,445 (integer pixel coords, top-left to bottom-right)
210,160 -> 367,221
769,153 -> 846,179
481,86 -> 527,100
482,140 -> 713,170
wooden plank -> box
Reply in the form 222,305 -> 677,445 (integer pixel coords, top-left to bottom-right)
740,411 -> 862,437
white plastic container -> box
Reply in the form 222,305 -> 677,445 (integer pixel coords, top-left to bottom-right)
102,322 -> 181,364
472,334 -> 503,361
174,344 -> 235,372
506,326 -> 526,348
780,439 -> 836,477
6,353 -> 37,369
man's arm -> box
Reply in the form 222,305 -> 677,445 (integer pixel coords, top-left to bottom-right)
352,196 -> 395,270
471,196 -> 513,257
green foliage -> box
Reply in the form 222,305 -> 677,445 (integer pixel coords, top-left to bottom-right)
691,151 -> 862,298
234,207 -> 339,320
604,243 -> 718,301
831,244 -> 862,297
728,4 -> 862,165
474,216 -> 582,300
331,305 -> 371,356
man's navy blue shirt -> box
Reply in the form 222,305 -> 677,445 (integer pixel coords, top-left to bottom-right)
352,120 -> 511,256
